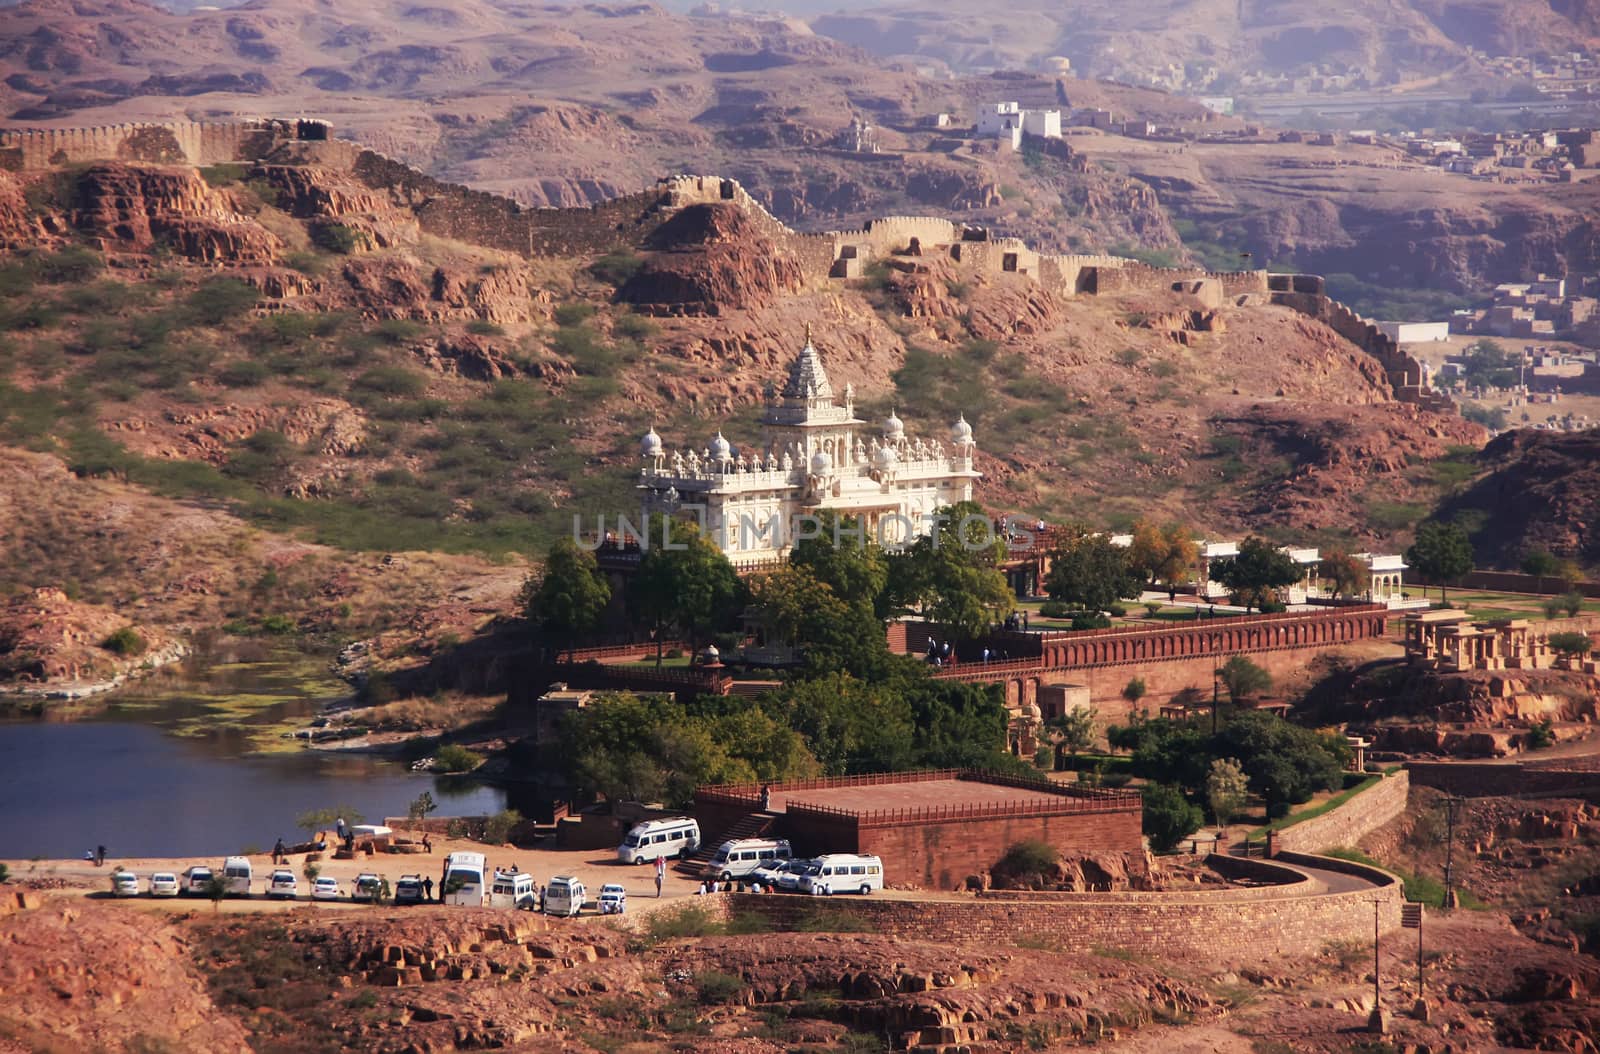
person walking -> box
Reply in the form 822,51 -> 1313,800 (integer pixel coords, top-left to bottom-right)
423,876 -> 435,903
654,856 -> 666,898
272,837 -> 285,865
422,834 -> 432,854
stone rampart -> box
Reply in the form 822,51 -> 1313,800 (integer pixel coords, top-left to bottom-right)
1271,283 -> 1458,413
718,851 -> 1403,960
1406,760 -> 1600,798
1084,261 -> 1269,298
1272,771 -> 1411,854
0,119 -> 313,171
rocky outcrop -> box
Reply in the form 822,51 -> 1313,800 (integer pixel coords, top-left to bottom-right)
620,202 -> 805,315
0,902 -> 251,1052
69,163 -> 279,263
0,587 -> 182,694
1439,427 -> 1600,568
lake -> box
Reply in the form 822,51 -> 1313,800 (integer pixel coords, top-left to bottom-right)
0,645 -> 510,859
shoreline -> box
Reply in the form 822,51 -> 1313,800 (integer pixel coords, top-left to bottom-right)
0,640 -> 192,713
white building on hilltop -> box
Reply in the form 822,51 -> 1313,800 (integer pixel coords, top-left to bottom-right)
974,101 -> 1062,145
637,335 -> 981,567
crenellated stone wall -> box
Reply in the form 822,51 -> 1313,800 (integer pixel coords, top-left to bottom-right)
1269,276 -> 1458,413
0,119 -> 325,172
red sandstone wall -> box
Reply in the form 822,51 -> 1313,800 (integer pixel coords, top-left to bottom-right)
858,810 -> 1142,889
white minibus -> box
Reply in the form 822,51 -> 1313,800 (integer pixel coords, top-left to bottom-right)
543,875 -> 586,917
800,854 -> 884,896
617,817 -> 700,864
489,869 -> 537,910
442,851 -> 487,906
222,856 -> 253,896
702,838 -> 791,882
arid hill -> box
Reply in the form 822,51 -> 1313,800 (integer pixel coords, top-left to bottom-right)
811,0 -> 1600,84
1438,426 -> 1600,567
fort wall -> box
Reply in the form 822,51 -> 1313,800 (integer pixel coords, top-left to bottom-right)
714,851 -> 1403,960
1272,771 -> 1411,854
1270,277 -> 1458,413
0,119 -> 311,171
1406,760 -> 1600,798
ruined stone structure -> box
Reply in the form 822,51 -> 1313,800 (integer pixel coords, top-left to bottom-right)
1404,609 -> 1595,673
1269,274 -> 1458,411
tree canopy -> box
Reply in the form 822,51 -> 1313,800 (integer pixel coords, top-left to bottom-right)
1044,527 -> 1143,612
1406,521 -> 1474,605
1218,655 -> 1272,703
887,501 -> 1013,640
1127,520 -> 1199,595
523,537 -> 611,659
631,518 -> 745,653
1319,549 -> 1366,599
1210,536 -> 1300,612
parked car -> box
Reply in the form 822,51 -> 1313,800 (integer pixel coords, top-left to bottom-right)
180,866 -> 214,896
774,859 -> 820,893
351,873 -> 383,903
110,870 -> 139,897
393,874 -> 426,906
598,884 -> 627,915
148,872 -> 180,898
266,869 -> 298,899
311,876 -> 342,901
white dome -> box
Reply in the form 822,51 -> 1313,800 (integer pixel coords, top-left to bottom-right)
950,413 -> 974,444
873,443 -> 899,470
640,427 -> 662,458
810,449 -> 832,475
882,408 -> 904,439
709,431 -> 732,460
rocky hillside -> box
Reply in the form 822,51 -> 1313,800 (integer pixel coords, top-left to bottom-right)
0,147 -> 1484,600
1437,427 -> 1600,568
812,0 -> 1600,84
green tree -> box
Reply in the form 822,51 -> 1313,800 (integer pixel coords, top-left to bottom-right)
1210,536 -> 1299,612
1320,549 -> 1366,599
1128,520 -> 1199,597
1219,656 -> 1272,704
1407,521 -> 1474,606
1205,757 -> 1248,830
1122,676 -> 1147,707
1045,530 -> 1143,613
1212,710 -> 1346,817
765,673 -> 918,775
1049,705 -> 1096,758
790,511 -> 890,614
889,502 -> 1013,640
524,538 -> 611,660
1521,548 -> 1561,580
1142,783 -> 1204,852
407,791 -> 437,823
631,518 -> 745,659
205,874 -> 227,913
1548,631 -> 1592,665
992,839 -> 1061,889
302,861 -> 321,884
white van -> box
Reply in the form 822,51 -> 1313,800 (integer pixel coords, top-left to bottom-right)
181,865 -> 214,896
489,869 -> 537,910
442,851 -> 487,906
222,856 -> 253,896
543,875 -> 585,917
800,854 -> 884,896
617,817 -> 700,864
703,838 -> 791,882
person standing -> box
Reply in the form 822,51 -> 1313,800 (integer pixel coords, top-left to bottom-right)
335,816 -> 346,842
95,845 -> 105,868
654,855 -> 665,898
423,876 -> 434,903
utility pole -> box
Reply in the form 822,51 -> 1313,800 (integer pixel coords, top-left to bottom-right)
1442,795 -> 1465,910
1402,902 -> 1426,1021
1367,897 -> 1386,1034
